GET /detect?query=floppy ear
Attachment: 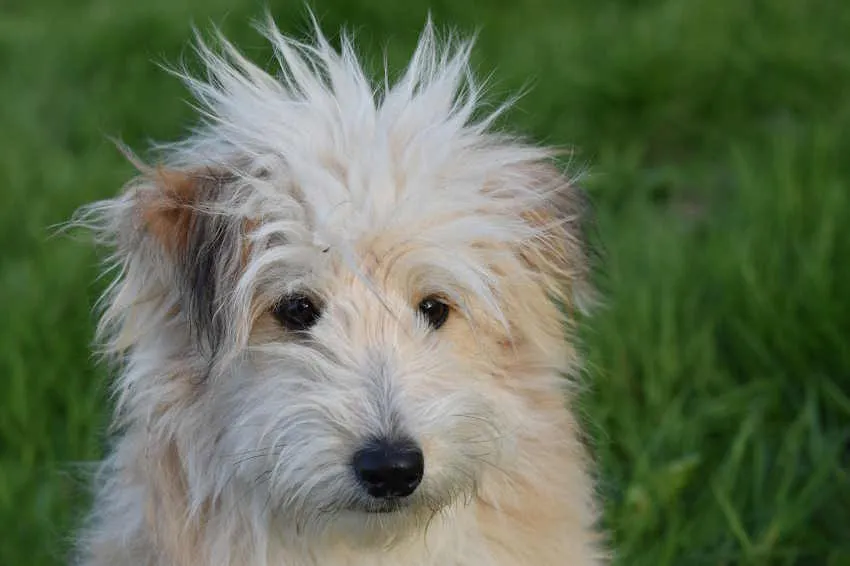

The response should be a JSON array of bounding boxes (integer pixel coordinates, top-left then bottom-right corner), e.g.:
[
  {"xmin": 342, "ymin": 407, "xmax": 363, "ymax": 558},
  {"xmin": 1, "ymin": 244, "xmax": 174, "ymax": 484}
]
[
  {"xmin": 134, "ymin": 167, "xmax": 246, "ymax": 353},
  {"xmin": 83, "ymin": 162, "xmax": 250, "ymax": 359},
  {"xmin": 518, "ymin": 161, "xmax": 596, "ymax": 316}
]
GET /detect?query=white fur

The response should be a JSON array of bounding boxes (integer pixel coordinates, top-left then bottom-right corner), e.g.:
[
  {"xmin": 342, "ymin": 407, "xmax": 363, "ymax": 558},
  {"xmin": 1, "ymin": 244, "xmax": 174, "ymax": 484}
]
[{"xmin": 72, "ymin": 12, "xmax": 604, "ymax": 566}]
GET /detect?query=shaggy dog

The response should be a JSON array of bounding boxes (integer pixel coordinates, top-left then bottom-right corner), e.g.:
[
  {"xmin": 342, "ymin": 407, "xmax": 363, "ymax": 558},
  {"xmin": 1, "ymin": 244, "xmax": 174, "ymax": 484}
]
[{"xmin": 72, "ymin": 13, "xmax": 605, "ymax": 566}]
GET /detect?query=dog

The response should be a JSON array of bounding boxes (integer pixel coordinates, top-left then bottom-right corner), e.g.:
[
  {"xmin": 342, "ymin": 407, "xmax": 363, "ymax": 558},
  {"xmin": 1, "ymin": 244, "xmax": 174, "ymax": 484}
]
[{"xmin": 71, "ymin": 13, "xmax": 605, "ymax": 566}]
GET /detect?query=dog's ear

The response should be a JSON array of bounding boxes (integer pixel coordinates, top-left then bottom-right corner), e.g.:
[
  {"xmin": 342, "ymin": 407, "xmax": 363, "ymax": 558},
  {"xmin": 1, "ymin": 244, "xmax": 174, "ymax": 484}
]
[
  {"xmin": 137, "ymin": 168, "xmax": 215, "ymax": 256},
  {"xmin": 129, "ymin": 166, "xmax": 247, "ymax": 355},
  {"xmin": 517, "ymin": 162, "xmax": 595, "ymax": 316}
]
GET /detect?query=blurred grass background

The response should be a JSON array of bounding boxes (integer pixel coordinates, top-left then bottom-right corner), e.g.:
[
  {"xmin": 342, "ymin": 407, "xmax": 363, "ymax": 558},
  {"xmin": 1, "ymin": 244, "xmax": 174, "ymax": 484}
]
[{"xmin": 1, "ymin": 0, "xmax": 849, "ymax": 564}]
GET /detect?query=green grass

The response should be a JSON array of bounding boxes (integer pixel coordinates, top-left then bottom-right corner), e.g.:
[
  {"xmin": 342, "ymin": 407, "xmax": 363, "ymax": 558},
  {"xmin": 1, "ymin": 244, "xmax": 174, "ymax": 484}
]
[{"xmin": 2, "ymin": 0, "xmax": 849, "ymax": 564}]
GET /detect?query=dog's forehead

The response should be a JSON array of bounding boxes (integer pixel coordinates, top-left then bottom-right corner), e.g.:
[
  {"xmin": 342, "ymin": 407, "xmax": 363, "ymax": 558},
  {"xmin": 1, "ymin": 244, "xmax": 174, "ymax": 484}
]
[
  {"xmin": 270, "ymin": 162, "xmax": 489, "ymax": 262},
  {"xmin": 358, "ymin": 249, "xmax": 381, "ymax": 277}
]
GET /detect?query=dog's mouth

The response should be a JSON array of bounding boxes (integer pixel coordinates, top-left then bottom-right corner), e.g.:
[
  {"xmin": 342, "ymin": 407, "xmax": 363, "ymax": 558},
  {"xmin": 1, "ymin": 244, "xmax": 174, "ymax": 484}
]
[{"xmin": 351, "ymin": 498, "xmax": 409, "ymax": 514}]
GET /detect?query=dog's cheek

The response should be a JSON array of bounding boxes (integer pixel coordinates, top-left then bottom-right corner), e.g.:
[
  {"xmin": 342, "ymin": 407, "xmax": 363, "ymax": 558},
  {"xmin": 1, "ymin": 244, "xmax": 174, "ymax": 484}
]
[
  {"xmin": 401, "ymin": 342, "xmax": 510, "ymax": 476},
  {"xmin": 210, "ymin": 360, "xmax": 356, "ymax": 486},
  {"xmin": 422, "ymin": 303, "xmax": 570, "ymax": 456}
]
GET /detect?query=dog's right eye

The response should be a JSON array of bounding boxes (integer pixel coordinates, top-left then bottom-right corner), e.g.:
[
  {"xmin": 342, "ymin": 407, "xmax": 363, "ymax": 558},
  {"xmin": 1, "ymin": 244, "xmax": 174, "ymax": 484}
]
[
  {"xmin": 418, "ymin": 296, "xmax": 450, "ymax": 330},
  {"xmin": 272, "ymin": 294, "xmax": 321, "ymax": 331}
]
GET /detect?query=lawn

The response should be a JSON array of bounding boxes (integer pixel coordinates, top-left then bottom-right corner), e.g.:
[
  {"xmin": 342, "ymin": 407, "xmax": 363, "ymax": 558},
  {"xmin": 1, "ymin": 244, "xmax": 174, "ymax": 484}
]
[{"xmin": 1, "ymin": 0, "xmax": 848, "ymax": 564}]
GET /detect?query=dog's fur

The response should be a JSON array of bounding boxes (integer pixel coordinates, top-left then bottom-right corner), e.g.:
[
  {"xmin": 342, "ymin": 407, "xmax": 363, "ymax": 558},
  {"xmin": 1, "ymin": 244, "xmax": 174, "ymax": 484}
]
[{"xmin": 72, "ymin": 14, "xmax": 605, "ymax": 566}]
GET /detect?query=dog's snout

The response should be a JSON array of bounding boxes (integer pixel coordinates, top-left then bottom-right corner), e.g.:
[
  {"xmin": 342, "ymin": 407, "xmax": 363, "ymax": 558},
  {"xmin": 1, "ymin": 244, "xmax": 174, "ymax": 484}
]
[{"xmin": 352, "ymin": 439, "xmax": 424, "ymax": 499}]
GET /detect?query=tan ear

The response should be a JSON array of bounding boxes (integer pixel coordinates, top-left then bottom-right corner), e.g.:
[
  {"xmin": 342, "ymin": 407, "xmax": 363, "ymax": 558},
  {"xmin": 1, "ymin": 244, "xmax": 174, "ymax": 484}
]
[
  {"xmin": 130, "ymin": 165, "xmax": 247, "ymax": 354},
  {"xmin": 135, "ymin": 167, "xmax": 235, "ymax": 256},
  {"xmin": 138, "ymin": 168, "xmax": 201, "ymax": 255},
  {"xmin": 518, "ymin": 162, "xmax": 595, "ymax": 315}
]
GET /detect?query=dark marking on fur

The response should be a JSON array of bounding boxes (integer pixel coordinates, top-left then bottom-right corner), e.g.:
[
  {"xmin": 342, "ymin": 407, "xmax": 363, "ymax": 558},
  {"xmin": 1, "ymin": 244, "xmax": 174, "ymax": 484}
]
[
  {"xmin": 137, "ymin": 166, "xmax": 245, "ymax": 359},
  {"xmin": 177, "ymin": 170, "xmax": 244, "ymax": 358}
]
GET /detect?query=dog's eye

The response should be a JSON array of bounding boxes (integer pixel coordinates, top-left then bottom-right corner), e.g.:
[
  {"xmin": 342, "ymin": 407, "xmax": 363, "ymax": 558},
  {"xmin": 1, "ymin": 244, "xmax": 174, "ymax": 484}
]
[
  {"xmin": 272, "ymin": 294, "xmax": 321, "ymax": 331},
  {"xmin": 418, "ymin": 296, "xmax": 450, "ymax": 330}
]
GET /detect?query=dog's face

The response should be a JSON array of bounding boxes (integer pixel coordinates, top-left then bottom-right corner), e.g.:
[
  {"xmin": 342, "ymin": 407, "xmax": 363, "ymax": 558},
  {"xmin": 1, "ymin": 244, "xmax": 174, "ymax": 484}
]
[
  {"xmin": 81, "ymin": 20, "xmax": 591, "ymax": 546},
  {"xmin": 218, "ymin": 225, "xmax": 532, "ymax": 539}
]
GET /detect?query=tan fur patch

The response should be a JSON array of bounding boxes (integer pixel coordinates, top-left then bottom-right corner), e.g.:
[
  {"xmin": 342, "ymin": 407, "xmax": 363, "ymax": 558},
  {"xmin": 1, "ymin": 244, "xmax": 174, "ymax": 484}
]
[
  {"xmin": 139, "ymin": 168, "xmax": 200, "ymax": 255},
  {"xmin": 144, "ymin": 441, "xmax": 207, "ymax": 566}
]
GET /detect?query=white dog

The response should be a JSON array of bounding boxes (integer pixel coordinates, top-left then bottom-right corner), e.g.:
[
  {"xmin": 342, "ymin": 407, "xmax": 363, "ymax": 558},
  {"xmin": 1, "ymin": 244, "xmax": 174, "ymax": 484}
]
[{"xmin": 72, "ymin": 13, "xmax": 605, "ymax": 566}]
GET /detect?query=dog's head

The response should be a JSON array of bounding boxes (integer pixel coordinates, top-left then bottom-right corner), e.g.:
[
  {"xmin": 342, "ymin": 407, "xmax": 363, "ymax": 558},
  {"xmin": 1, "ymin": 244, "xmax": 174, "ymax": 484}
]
[{"xmin": 78, "ymin": 16, "xmax": 592, "ymax": 546}]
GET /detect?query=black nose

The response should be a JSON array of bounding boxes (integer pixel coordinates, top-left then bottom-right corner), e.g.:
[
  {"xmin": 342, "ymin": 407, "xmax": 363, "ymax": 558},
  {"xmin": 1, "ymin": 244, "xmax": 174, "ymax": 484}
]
[{"xmin": 352, "ymin": 439, "xmax": 424, "ymax": 499}]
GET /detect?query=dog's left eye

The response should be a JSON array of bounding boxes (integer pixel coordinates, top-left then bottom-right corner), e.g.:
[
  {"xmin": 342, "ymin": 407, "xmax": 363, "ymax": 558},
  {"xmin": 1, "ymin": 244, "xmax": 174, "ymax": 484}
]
[
  {"xmin": 272, "ymin": 294, "xmax": 321, "ymax": 331},
  {"xmin": 418, "ymin": 296, "xmax": 450, "ymax": 330}
]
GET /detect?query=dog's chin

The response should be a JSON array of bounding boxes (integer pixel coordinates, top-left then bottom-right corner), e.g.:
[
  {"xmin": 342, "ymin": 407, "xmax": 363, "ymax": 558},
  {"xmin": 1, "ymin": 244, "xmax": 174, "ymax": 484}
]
[
  {"xmin": 274, "ymin": 499, "xmax": 435, "ymax": 548},
  {"xmin": 335, "ymin": 492, "xmax": 455, "ymax": 529},
  {"xmin": 349, "ymin": 498, "xmax": 412, "ymax": 515}
]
